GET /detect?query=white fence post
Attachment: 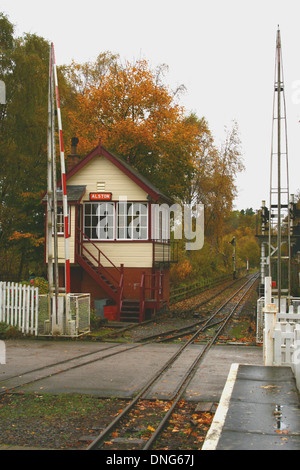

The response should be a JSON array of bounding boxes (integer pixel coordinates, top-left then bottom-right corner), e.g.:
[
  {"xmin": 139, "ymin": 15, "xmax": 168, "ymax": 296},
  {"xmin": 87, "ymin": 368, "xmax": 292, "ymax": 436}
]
[
  {"xmin": 3, "ymin": 282, "xmax": 6, "ymax": 323},
  {"xmin": 22, "ymin": 284, "xmax": 26, "ymax": 333},
  {"xmin": 264, "ymin": 276, "xmax": 272, "ymax": 305},
  {"xmin": 263, "ymin": 303, "xmax": 278, "ymax": 366},
  {"xmin": 293, "ymin": 325, "xmax": 300, "ymax": 390},
  {"xmin": 7, "ymin": 282, "xmax": 11, "ymax": 324},
  {"xmin": 263, "ymin": 277, "xmax": 278, "ymax": 366},
  {"xmin": 273, "ymin": 322, "xmax": 283, "ymax": 365},
  {"xmin": 30, "ymin": 286, "xmax": 34, "ymax": 335},
  {"xmin": 34, "ymin": 287, "xmax": 38, "ymax": 336},
  {"xmin": 18, "ymin": 283, "xmax": 22, "ymax": 328}
]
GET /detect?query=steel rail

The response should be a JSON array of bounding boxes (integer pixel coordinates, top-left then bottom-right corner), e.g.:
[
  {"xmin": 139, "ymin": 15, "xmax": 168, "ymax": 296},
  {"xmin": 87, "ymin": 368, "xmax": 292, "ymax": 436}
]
[
  {"xmin": 0, "ymin": 274, "xmax": 258, "ymax": 401},
  {"xmin": 0, "ymin": 276, "xmax": 250, "ymax": 393},
  {"xmin": 143, "ymin": 272, "xmax": 259, "ymax": 449},
  {"xmin": 155, "ymin": 274, "xmax": 259, "ymax": 344},
  {"xmin": 86, "ymin": 272, "xmax": 259, "ymax": 450},
  {"xmin": 176, "ymin": 275, "xmax": 245, "ymax": 314},
  {"xmin": 165, "ymin": 272, "xmax": 259, "ymax": 402},
  {"xmin": 108, "ymin": 276, "xmax": 246, "ymax": 342},
  {"xmin": 0, "ymin": 273, "xmax": 258, "ymax": 448},
  {"xmin": 156, "ymin": 317, "xmax": 225, "ymax": 343},
  {"xmin": 136, "ymin": 275, "xmax": 250, "ymax": 343},
  {"xmin": 0, "ymin": 342, "xmax": 145, "ymax": 397},
  {"xmin": 0, "ymin": 343, "xmax": 119, "ymax": 386},
  {"xmin": 182, "ymin": 272, "xmax": 259, "ymax": 336}
]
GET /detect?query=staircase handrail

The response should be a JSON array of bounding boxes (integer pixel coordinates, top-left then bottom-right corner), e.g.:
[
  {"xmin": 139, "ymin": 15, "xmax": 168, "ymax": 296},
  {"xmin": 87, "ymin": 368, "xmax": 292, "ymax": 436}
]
[
  {"xmin": 117, "ymin": 266, "xmax": 124, "ymax": 321},
  {"xmin": 143, "ymin": 272, "xmax": 163, "ymax": 304},
  {"xmin": 76, "ymin": 227, "xmax": 121, "ymax": 288},
  {"xmin": 139, "ymin": 272, "xmax": 145, "ymax": 322},
  {"xmin": 139, "ymin": 271, "xmax": 164, "ymax": 321}
]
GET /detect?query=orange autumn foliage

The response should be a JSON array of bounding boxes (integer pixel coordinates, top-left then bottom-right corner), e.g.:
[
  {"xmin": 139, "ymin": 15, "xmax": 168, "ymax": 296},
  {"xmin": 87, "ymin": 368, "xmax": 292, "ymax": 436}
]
[
  {"xmin": 9, "ymin": 231, "xmax": 44, "ymax": 247},
  {"xmin": 65, "ymin": 58, "xmax": 211, "ymax": 200},
  {"xmin": 170, "ymin": 258, "xmax": 193, "ymax": 283},
  {"xmin": 62, "ymin": 55, "xmax": 244, "ymax": 266}
]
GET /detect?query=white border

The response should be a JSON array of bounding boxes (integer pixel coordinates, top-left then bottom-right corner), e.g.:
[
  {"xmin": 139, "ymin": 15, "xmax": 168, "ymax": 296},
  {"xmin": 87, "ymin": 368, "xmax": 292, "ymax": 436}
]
[{"xmin": 202, "ymin": 363, "xmax": 239, "ymax": 450}]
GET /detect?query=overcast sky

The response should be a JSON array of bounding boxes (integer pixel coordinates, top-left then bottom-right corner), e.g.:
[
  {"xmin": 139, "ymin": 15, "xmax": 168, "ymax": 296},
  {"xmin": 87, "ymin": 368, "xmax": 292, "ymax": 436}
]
[{"xmin": 2, "ymin": 0, "xmax": 300, "ymax": 211}]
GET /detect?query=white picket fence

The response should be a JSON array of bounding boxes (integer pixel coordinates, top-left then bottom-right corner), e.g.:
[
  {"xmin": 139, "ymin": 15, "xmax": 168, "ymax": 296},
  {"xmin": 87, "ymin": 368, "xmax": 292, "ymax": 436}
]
[
  {"xmin": 273, "ymin": 312, "xmax": 300, "ymax": 390},
  {"xmin": 0, "ymin": 281, "xmax": 39, "ymax": 335},
  {"xmin": 257, "ymin": 277, "xmax": 300, "ymax": 391},
  {"xmin": 257, "ymin": 297, "xmax": 300, "ymax": 343}
]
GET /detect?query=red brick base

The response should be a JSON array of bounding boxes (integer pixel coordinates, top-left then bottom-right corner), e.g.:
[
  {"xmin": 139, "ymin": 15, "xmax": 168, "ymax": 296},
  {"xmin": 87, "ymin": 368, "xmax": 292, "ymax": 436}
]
[{"xmin": 59, "ymin": 265, "xmax": 170, "ymax": 309}]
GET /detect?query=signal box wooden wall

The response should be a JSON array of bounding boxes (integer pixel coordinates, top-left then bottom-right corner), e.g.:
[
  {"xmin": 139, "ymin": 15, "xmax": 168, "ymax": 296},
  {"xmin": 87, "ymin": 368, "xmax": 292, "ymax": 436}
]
[{"xmin": 43, "ymin": 141, "xmax": 177, "ymax": 322}]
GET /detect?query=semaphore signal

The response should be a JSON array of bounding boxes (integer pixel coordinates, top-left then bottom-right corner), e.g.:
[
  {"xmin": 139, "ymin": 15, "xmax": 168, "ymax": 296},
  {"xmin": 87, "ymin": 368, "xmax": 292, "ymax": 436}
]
[{"xmin": 48, "ymin": 43, "xmax": 70, "ymax": 296}]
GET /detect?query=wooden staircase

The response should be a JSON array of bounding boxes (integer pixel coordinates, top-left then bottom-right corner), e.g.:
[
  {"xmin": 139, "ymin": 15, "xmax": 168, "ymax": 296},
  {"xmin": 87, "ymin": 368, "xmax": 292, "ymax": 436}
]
[
  {"xmin": 76, "ymin": 228, "xmax": 164, "ymax": 323},
  {"xmin": 77, "ymin": 253, "xmax": 119, "ymax": 302},
  {"xmin": 119, "ymin": 299, "xmax": 140, "ymax": 322},
  {"xmin": 78, "ymin": 252, "xmax": 145, "ymax": 322},
  {"xmin": 76, "ymin": 228, "xmax": 124, "ymax": 318}
]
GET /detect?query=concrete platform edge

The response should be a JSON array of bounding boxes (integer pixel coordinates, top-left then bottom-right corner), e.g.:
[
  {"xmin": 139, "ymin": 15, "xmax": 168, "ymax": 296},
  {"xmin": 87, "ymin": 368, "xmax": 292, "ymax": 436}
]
[{"xmin": 202, "ymin": 363, "xmax": 239, "ymax": 450}]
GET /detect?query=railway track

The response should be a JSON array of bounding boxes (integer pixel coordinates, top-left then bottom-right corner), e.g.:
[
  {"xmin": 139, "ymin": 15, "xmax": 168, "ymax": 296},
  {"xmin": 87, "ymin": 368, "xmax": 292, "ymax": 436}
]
[
  {"xmin": 138, "ymin": 273, "xmax": 257, "ymax": 344},
  {"xmin": 86, "ymin": 271, "xmax": 259, "ymax": 451},
  {"xmin": 0, "ymin": 342, "xmax": 145, "ymax": 396},
  {"xmin": 109, "ymin": 275, "xmax": 246, "ymax": 341},
  {"xmin": 0, "ymin": 274, "xmax": 252, "ymax": 396}
]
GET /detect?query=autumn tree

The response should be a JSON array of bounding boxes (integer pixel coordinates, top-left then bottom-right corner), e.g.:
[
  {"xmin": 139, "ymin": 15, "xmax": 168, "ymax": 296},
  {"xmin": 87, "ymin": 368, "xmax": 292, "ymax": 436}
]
[
  {"xmin": 64, "ymin": 57, "xmax": 212, "ymax": 200},
  {"xmin": 65, "ymin": 55, "xmax": 245, "ymax": 282},
  {"xmin": 0, "ymin": 11, "xmax": 247, "ymax": 283},
  {"xmin": 191, "ymin": 121, "xmax": 244, "ymax": 253},
  {"xmin": 64, "ymin": 56, "xmax": 244, "ymax": 213},
  {"xmin": 0, "ymin": 26, "xmax": 48, "ymax": 277},
  {"xmin": 220, "ymin": 209, "xmax": 260, "ymax": 272},
  {"xmin": 0, "ymin": 14, "xmax": 61, "ymax": 278}
]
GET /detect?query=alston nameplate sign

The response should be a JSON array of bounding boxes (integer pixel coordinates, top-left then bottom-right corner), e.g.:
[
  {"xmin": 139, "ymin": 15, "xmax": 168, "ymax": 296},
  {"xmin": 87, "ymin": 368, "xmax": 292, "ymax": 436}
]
[{"xmin": 89, "ymin": 192, "xmax": 112, "ymax": 201}]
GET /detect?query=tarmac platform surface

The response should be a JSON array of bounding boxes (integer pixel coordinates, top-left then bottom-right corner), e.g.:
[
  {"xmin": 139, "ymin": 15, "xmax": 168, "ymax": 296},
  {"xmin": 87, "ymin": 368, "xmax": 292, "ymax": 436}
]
[
  {"xmin": 203, "ymin": 363, "xmax": 300, "ymax": 450},
  {"xmin": 2, "ymin": 339, "xmax": 300, "ymax": 450},
  {"xmin": 1, "ymin": 339, "xmax": 263, "ymax": 402}
]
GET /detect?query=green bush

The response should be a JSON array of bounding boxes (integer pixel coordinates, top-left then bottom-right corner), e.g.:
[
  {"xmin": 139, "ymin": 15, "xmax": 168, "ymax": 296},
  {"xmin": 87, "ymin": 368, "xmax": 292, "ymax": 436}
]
[
  {"xmin": 22, "ymin": 276, "xmax": 49, "ymax": 294},
  {"xmin": 0, "ymin": 322, "xmax": 23, "ymax": 339}
]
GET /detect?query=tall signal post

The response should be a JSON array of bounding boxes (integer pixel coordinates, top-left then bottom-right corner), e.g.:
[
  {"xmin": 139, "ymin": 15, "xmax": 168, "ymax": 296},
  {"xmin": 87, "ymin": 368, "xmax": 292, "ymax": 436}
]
[
  {"xmin": 47, "ymin": 44, "xmax": 70, "ymax": 333},
  {"xmin": 268, "ymin": 27, "xmax": 291, "ymax": 308}
]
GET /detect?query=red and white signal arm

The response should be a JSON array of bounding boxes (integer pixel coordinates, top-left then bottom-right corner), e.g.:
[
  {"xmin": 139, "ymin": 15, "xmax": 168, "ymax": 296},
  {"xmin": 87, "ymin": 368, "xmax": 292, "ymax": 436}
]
[{"xmin": 89, "ymin": 192, "xmax": 112, "ymax": 201}]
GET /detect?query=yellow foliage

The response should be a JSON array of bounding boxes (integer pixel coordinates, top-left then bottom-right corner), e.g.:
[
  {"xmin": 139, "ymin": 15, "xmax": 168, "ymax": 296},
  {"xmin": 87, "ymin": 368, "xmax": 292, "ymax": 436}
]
[
  {"xmin": 9, "ymin": 232, "xmax": 33, "ymax": 241},
  {"xmin": 170, "ymin": 258, "xmax": 192, "ymax": 283},
  {"xmin": 21, "ymin": 191, "xmax": 44, "ymax": 200},
  {"xmin": 9, "ymin": 232, "xmax": 44, "ymax": 247}
]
